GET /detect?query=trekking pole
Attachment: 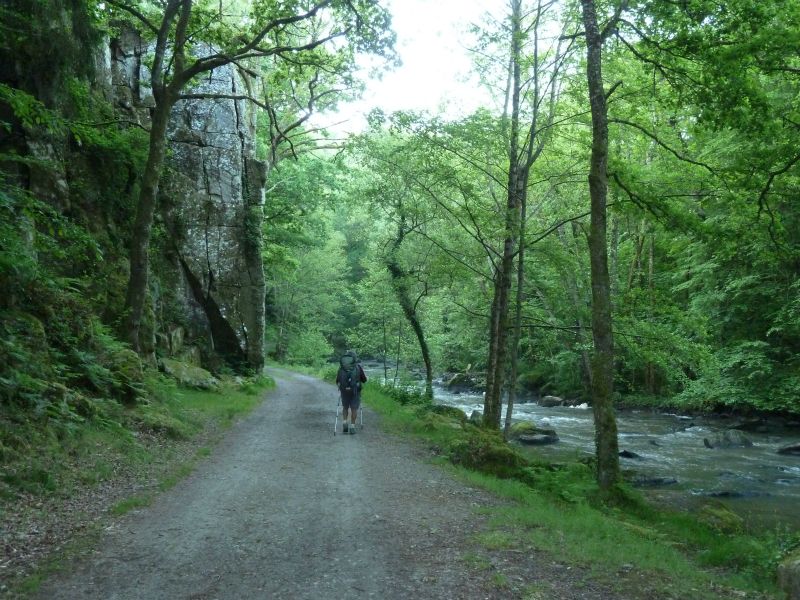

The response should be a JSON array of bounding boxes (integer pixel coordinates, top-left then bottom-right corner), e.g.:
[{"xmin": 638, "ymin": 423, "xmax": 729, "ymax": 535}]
[{"xmin": 334, "ymin": 397, "xmax": 340, "ymax": 436}]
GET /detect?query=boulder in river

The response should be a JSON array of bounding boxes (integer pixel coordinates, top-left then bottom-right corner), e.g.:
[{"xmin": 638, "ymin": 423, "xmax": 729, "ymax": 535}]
[
  {"xmin": 778, "ymin": 442, "xmax": 800, "ymax": 456},
  {"xmin": 446, "ymin": 372, "xmax": 483, "ymax": 393},
  {"xmin": 508, "ymin": 421, "xmax": 539, "ymax": 439},
  {"xmin": 702, "ymin": 429, "xmax": 753, "ymax": 449},
  {"xmin": 538, "ymin": 395, "xmax": 564, "ymax": 408},
  {"xmin": 518, "ymin": 433, "xmax": 559, "ymax": 445},
  {"xmin": 508, "ymin": 422, "xmax": 559, "ymax": 444},
  {"xmin": 630, "ymin": 475, "xmax": 678, "ymax": 488},
  {"xmin": 619, "ymin": 450, "xmax": 643, "ymax": 460}
]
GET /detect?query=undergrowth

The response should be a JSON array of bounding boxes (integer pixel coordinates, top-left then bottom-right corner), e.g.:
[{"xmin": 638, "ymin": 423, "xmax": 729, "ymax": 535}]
[
  {"xmin": 362, "ymin": 384, "xmax": 788, "ymax": 599},
  {"xmin": 0, "ymin": 373, "xmax": 274, "ymax": 502}
]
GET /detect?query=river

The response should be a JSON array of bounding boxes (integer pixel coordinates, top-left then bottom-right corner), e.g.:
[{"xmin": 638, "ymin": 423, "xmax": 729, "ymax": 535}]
[
  {"xmin": 364, "ymin": 364, "xmax": 800, "ymax": 530},
  {"xmin": 438, "ymin": 388, "xmax": 800, "ymax": 530}
]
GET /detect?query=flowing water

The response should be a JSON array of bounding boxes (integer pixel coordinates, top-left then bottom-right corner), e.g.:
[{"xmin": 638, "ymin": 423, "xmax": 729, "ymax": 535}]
[
  {"xmin": 363, "ymin": 364, "xmax": 800, "ymax": 529},
  {"xmin": 436, "ymin": 388, "xmax": 800, "ymax": 529}
]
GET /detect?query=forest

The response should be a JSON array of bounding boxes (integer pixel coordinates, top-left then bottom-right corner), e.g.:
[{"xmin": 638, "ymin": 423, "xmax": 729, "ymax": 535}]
[
  {"xmin": 1, "ymin": 0, "xmax": 799, "ymax": 593},
  {"xmin": 2, "ymin": 0, "xmax": 799, "ymax": 479}
]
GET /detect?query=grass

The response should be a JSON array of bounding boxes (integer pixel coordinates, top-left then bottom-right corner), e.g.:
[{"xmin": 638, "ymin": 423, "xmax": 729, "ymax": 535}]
[
  {"xmin": 110, "ymin": 495, "xmax": 151, "ymax": 516},
  {"xmin": 1, "ymin": 373, "xmax": 274, "ymax": 502},
  {"xmin": 361, "ymin": 384, "xmax": 788, "ymax": 599},
  {"xmin": 3, "ymin": 372, "xmax": 274, "ymax": 596}
]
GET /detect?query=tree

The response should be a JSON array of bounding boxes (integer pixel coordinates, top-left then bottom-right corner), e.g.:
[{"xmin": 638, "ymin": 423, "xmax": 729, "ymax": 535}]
[
  {"xmin": 105, "ymin": 0, "xmax": 393, "ymax": 359},
  {"xmin": 579, "ymin": 0, "xmax": 624, "ymax": 490},
  {"xmin": 477, "ymin": 0, "xmax": 567, "ymax": 428}
]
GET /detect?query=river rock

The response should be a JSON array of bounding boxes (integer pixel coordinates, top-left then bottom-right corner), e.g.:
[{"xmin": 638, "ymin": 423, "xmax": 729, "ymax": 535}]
[
  {"xmin": 508, "ymin": 422, "xmax": 558, "ymax": 443},
  {"xmin": 619, "ymin": 450, "xmax": 642, "ymax": 459},
  {"xmin": 447, "ymin": 372, "xmax": 482, "ymax": 393},
  {"xmin": 630, "ymin": 475, "xmax": 678, "ymax": 487},
  {"xmin": 778, "ymin": 443, "xmax": 800, "ymax": 456},
  {"xmin": 518, "ymin": 430, "xmax": 559, "ymax": 445},
  {"xmin": 779, "ymin": 548, "xmax": 800, "ymax": 600},
  {"xmin": 702, "ymin": 430, "xmax": 753, "ymax": 449},
  {"xmin": 508, "ymin": 421, "xmax": 539, "ymax": 439},
  {"xmin": 539, "ymin": 395, "xmax": 564, "ymax": 408},
  {"xmin": 469, "ymin": 410, "xmax": 483, "ymax": 425}
]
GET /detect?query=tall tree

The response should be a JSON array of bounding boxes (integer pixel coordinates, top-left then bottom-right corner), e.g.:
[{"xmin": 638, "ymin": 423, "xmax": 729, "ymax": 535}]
[
  {"xmin": 482, "ymin": 0, "xmax": 566, "ymax": 428},
  {"xmin": 386, "ymin": 207, "xmax": 434, "ymax": 400},
  {"xmin": 580, "ymin": 0, "xmax": 623, "ymax": 490}
]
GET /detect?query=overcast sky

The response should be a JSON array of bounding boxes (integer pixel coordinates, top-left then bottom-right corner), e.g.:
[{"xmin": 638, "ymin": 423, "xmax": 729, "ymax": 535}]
[{"xmin": 316, "ymin": 0, "xmax": 504, "ymax": 134}]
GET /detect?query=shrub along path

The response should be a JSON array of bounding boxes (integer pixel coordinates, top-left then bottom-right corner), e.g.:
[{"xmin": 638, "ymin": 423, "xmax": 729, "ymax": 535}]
[{"xmin": 33, "ymin": 369, "xmax": 624, "ymax": 599}]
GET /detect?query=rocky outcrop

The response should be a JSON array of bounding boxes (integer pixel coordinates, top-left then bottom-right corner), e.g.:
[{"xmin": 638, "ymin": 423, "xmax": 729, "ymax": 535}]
[
  {"xmin": 159, "ymin": 358, "xmax": 219, "ymax": 390},
  {"xmin": 111, "ymin": 32, "xmax": 267, "ymax": 371}
]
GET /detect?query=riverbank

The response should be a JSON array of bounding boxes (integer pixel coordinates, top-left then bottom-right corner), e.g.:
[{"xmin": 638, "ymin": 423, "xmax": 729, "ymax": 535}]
[{"xmin": 362, "ymin": 382, "xmax": 794, "ymax": 598}]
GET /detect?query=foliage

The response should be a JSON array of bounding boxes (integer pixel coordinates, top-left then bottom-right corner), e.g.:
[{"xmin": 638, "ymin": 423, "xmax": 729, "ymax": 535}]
[
  {"xmin": 366, "ymin": 385, "xmax": 786, "ymax": 597},
  {"xmin": 0, "ymin": 373, "xmax": 272, "ymax": 500}
]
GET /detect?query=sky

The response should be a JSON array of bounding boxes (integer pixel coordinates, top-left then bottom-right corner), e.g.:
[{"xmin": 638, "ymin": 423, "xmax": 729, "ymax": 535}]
[{"xmin": 315, "ymin": 0, "xmax": 505, "ymax": 134}]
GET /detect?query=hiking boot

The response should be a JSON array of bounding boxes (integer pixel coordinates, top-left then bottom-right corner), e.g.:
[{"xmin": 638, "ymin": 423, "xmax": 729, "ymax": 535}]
[
  {"xmin": 342, "ymin": 422, "xmax": 349, "ymax": 433},
  {"xmin": 349, "ymin": 424, "xmax": 357, "ymax": 434}
]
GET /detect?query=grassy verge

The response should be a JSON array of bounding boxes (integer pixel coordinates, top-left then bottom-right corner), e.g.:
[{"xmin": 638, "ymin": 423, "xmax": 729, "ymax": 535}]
[
  {"xmin": 362, "ymin": 383, "xmax": 791, "ymax": 599},
  {"xmin": 1, "ymin": 373, "xmax": 274, "ymax": 596}
]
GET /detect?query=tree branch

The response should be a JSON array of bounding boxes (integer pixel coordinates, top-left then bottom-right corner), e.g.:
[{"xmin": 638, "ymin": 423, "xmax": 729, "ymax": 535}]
[{"xmin": 609, "ymin": 118, "xmax": 716, "ymax": 174}]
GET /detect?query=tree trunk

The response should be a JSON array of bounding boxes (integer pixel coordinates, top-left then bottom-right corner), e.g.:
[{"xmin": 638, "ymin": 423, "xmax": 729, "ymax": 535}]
[
  {"xmin": 123, "ymin": 99, "xmax": 173, "ymax": 353},
  {"xmin": 504, "ymin": 189, "xmax": 527, "ymax": 440},
  {"xmin": 382, "ymin": 318, "xmax": 389, "ymax": 384},
  {"xmin": 581, "ymin": 0, "xmax": 620, "ymax": 491},
  {"xmin": 646, "ymin": 231, "xmax": 656, "ymax": 394},
  {"xmin": 387, "ymin": 219, "xmax": 434, "ymax": 400},
  {"xmin": 484, "ymin": 0, "xmax": 523, "ymax": 429}
]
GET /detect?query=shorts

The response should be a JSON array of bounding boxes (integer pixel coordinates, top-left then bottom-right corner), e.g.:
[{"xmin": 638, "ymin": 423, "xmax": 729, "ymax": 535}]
[{"xmin": 340, "ymin": 390, "xmax": 361, "ymax": 411}]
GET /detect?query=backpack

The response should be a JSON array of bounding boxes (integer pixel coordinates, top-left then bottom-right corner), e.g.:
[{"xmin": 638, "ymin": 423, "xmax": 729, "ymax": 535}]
[{"xmin": 339, "ymin": 352, "xmax": 360, "ymax": 394}]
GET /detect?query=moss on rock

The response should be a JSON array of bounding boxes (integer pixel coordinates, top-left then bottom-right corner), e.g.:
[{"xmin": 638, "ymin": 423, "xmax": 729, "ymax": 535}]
[
  {"xmin": 697, "ymin": 502, "xmax": 744, "ymax": 533},
  {"xmin": 159, "ymin": 358, "xmax": 219, "ymax": 390}
]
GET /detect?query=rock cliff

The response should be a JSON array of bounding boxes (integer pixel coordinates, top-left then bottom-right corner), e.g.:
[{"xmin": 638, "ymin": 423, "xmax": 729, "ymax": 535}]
[{"xmin": 108, "ymin": 30, "xmax": 267, "ymax": 370}]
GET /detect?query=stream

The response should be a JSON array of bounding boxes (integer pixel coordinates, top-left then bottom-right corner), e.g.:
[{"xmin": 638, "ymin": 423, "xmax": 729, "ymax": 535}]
[
  {"xmin": 438, "ymin": 388, "xmax": 800, "ymax": 530},
  {"xmin": 364, "ymin": 364, "xmax": 800, "ymax": 530}
]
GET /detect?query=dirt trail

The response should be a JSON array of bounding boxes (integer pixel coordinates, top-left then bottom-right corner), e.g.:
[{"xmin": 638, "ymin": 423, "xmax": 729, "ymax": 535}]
[{"xmin": 34, "ymin": 370, "xmax": 616, "ymax": 599}]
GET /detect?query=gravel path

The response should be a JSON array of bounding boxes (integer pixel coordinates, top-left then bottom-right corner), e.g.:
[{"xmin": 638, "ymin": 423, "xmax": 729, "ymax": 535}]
[{"xmin": 33, "ymin": 370, "xmax": 620, "ymax": 600}]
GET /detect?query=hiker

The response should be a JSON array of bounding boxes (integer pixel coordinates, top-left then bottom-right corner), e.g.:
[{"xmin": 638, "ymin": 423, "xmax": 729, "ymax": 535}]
[{"xmin": 336, "ymin": 350, "xmax": 367, "ymax": 433}]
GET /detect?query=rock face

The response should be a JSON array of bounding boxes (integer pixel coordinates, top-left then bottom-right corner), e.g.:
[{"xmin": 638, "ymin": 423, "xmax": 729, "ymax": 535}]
[
  {"xmin": 160, "ymin": 358, "xmax": 220, "ymax": 390},
  {"xmin": 111, "ymin": 32, "xmax": 267, "ymax": 371}
]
